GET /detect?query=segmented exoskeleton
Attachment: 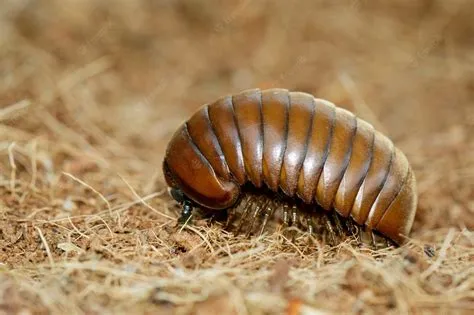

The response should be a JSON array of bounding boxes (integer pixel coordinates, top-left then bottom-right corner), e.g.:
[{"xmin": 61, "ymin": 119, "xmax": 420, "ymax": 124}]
[{"xmin": 163, "ymin": 88, "xmax": 417, "ymax": 246}]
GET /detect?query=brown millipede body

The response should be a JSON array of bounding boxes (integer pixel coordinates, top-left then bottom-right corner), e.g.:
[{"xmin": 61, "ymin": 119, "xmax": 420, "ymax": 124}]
[{"xmin": 163, "ymin": 88, "xmax": 417, "ymax": 247}]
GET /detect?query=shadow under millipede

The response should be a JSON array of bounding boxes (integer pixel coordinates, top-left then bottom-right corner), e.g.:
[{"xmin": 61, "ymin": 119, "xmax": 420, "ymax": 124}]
[{"xmin": 201, "ymin": 185, "xmax": 396, "ymax": 249}]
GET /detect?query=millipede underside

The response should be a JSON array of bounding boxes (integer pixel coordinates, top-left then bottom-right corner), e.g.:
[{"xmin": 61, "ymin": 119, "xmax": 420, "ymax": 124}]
[{"xmin": 208, "ymin": 185, "xmax": 396, "ymax": 249}]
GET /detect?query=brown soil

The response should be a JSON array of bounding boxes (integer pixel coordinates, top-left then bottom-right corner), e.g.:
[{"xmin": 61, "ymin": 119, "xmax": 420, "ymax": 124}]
[{"xmin": 1, "ymin": 1, "xmax": 473, "ymax": 314}]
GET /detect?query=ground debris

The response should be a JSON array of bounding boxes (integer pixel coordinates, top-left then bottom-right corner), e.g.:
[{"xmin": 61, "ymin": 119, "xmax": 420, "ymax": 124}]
[{"xmin": 1, "ymin": 0, "xmax": 473, "ymax": 314}]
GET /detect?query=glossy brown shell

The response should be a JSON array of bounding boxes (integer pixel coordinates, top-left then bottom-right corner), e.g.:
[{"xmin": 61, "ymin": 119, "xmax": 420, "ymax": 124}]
[{"xmin": 163, "ymin": 88, "xmax": 417, "ymax": 244}]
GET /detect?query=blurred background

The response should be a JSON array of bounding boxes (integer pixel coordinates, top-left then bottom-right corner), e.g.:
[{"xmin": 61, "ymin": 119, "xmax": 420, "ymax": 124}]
[
  {"xmin": 2, "ymin": 0, "xmax": 473, "ymax": 226},
  {"xmin": 1, "ymin": 1, "xmax": 473, "ymax": 313}
]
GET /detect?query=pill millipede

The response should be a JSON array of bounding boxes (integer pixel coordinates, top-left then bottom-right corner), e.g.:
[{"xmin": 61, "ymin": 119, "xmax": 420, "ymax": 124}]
[{"xmin": 163, "ymin": 88, "xmax": 417, "ymax": 247}]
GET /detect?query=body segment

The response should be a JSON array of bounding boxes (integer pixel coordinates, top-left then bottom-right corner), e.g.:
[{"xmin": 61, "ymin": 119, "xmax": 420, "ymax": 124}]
[{"xmin": 261, "ymin": 89, "xmax": 289, "ymax": 191}]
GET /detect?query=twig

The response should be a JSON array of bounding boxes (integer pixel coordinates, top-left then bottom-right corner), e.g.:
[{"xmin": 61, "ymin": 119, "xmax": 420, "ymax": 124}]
[
  {"xmin": 183, "ymin": 224, "xmax": 215, "ymax": 254},
  {"xmin": 8, "ymin": 142, "xmax": 17, "ymax": 198},
  {"xmin": 35, "ymin": 226, "xmax": 55, "ymax": 267},
  {"xmin": 421, "ymin": 228, "xmax": 455, "ymax": 279},
  {"xmin": 119, "ymin": 173, "xmax": 175, "ymax": 220},
  {"xmin": 29, "ymin": 140, "xmax": 38, "ymax": 189},
  {"xmin": 0, "ymin": 99, "xmax": 31, "ymax": 122},
  {"xmin": 68, "ymin": 216, "xmax": 90, "ymax": 239},
  {"xmin": 63, "ymin": 172, "xmax": 113, "ymax": 218}
]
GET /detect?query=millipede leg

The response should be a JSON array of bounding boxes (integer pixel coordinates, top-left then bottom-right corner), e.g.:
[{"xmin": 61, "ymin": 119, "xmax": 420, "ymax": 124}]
[
  {"xmin": 282, "ymin": 204, "xmax": 290, "ymax": 229},
  {"xmin": 259, "ymin": 200, "xmax": 276, "ymax": 236},
  {"xmin": 219, "ymin": 189, "xmax": 394, "ymax": 248},
  {"xmin": 226, "ymin": 195, "xmax": 249, "ymax": 229},
  {"xmin": 280, "ymin": 203, "xmax": 293, "ymax": 241},
  {"xmin": 359, "ymin": 228, "xmax": 373, "ymax": 246},
  {"xmin": 235, "ymin": 197, "xmax": 254, "ymax": 234},
  {"xmin": 370, "ymin": 230, "xmax": 378, "ymax": 249},
  {"xmin": 291, "ymin": 205, "xmax": 298, "ymax": 226},
  {"xmin": 225, "ymin": 207, "xmax": 235, "ymax": 229},
  {"xmin": 287, "ymin": 205, "xmax": 299, "ymax": 241},
  {"xmin": 246, "ymin": 198, "xmax": 267, "ymax": 237},
  {"xmin": 344, "ymin": 217, "xmax": 358, "ymax": 238},
  {"xmin": 323, "ymin": 214, "xmax": 337, "ymax": 246},
  {"xmin": 331, "ymin": 213, "xmax": 345, "ymax": 240}
]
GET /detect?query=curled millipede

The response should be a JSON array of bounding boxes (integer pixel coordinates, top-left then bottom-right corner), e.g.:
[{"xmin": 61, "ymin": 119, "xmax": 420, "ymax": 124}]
[{"xmin": 163, "ymin": 88, "xmax": 417, "ymax": 247}]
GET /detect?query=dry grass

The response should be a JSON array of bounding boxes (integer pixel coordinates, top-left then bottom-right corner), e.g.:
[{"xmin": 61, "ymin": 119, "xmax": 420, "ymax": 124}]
[{"xmin": 1, "ymin": 0, "xmax": 473, "ymax": 314}]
